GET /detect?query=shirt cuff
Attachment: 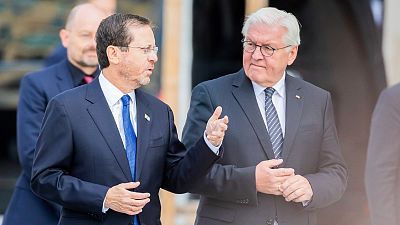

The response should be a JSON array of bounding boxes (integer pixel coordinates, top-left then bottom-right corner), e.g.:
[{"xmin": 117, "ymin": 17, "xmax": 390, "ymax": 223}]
[
  {"xmin": 102, "ymin": 197, "xmax": 109, "ymax": 213},
  {"xmin": 203, "ymin": 131, "xmax": 221, "ymax": 155},
  {"xmin": 302, "ymin": 199, "xmax": 311, "ymax": 207}
]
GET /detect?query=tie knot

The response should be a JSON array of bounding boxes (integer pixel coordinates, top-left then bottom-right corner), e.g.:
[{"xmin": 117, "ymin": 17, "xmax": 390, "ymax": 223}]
[
  {"xmin": 83, "ymin": 75, "xmax": 94, "ymax": 84},
  {"xmin": 264, "ymin": 87, "xmax": 275, "ymax": 98},
  {"xmin": 121, "ymin": 94, "xmax": 131, "ymax": 107}
]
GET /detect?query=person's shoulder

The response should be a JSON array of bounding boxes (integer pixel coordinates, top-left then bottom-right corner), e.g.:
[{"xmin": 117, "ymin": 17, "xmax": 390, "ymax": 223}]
[
  {"xmin": 377, "ymin": 83, "xmax": 400, "ymax": 105},
  {"xmin": 382, "ymin": 83, "xmax": 400, "ymax": 96},
  {"xmin": 287, "ymin": 75, "xmax": 329, "ymax": 95},
  {"xmin": 23, "ymin": 60, "xmax": 67, "ymax": 82},
  {"xmin": 136, "ymin": 89, "xmax": 168, "ymax": 108},
  {"xmin": 195, "ymin": 70, "xmax": 242, "ymax": 90}
]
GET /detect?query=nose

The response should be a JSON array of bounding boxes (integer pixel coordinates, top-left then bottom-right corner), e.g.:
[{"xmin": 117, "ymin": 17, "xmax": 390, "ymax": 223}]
[
  {"xmin": 251, "ymin": 46, "xmax": 264, "ymax": 60},
  {"xmin": 148, "ymin": 52, "xmax": 158, "ymax": 62}
]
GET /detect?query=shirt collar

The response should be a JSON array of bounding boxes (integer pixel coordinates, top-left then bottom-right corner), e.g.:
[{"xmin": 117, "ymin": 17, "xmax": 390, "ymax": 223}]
[
  {"xmin": 99, "ymin": 72, "xmax": 136, "ymax": 107},
  {"xmin": 251, "ymin": 72, "xmax": 286, "ymax": 98},
  {"xmin": 66, "ymin": 60, "xmax": 100, "ymax": 87}
]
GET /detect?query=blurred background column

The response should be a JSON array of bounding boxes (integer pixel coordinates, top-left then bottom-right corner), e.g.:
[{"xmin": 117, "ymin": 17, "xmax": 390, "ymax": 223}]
[{"xmin": 383, "ymin": 0, "xmax": 400, "ymax": 85}]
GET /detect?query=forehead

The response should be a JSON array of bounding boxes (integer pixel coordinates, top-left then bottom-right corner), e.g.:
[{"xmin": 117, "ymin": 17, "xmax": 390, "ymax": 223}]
[
  {"xmin": 128, "ymin": 25, "xmax": 155, "ymax": 45},
  {"xmin": 246, "ymin": 23, "xmax": 287, "ymax": 45}
]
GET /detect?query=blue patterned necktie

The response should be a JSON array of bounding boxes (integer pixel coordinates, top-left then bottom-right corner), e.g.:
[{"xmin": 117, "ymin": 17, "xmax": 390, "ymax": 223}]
[
  {"xmin": 121, "ymin": 94, "xmax": 139, "ymax": 225},
  {"xmin": 264, "ymin": 88, "xmax": 284, "ymax": 159}
]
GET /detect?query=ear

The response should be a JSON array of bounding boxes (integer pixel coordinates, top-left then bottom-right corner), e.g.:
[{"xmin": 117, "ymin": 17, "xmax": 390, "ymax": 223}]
[
  {"xmin": 287, "ymin": 45, "xmax": 298, "ymax": 66},
  {"xmin": 59, "ymin": 29, "xmax": 69, "ymax": 48},
  {"xmin": 106, "ymin": 46, "xmax": 120, "ymax": 65}
]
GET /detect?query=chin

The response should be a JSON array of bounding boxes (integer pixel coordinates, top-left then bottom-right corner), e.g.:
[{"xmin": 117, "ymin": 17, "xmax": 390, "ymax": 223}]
[{"xmin": 139, "ymin": 78, "xmax": 151, "ymax": 86}]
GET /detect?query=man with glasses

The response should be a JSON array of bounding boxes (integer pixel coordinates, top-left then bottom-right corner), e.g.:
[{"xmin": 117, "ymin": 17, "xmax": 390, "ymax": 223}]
[
  {"xmin": 2, "ymin": 3, "xmax": 109, "ymax": 225},
  {"xmin": 182, "ymin": 7, "xmax": 347, "ymax": 225},
  {"xmin": 30, "ymin": 13, "xmax": 229, "ymax": 225}
]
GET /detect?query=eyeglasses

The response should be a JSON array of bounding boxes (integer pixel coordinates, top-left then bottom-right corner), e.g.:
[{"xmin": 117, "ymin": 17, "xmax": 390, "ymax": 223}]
[
  {"xmin": 123, "ymin": 46, "xmax": 159, "ymax": 55},
  {"xmin": 241, "ymin": 39, "xmax": 291, "ymax": 57}
]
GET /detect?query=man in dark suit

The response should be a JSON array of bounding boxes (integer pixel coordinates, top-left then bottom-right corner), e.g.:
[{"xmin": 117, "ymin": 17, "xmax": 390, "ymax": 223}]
[
  {"xmin": 365, "ymin": 84, "xmax": 400, "ymax": 225},
  {"xmin": 182, "ymin": 7, "xmax": 347, "ymax": 225},
  {"xmin": 31, "ymin": 13, "xmax": 229, "ymax": 225},
  {"xmin": 2, "ymin": 3, "xmax": 108, "ymax": 225}
]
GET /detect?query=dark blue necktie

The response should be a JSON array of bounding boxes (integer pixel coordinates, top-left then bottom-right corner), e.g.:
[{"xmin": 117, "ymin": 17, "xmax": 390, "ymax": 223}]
[
  {"xmin": 264, "ymin": 88, "xmax": 284, "ymax": 159},
  {"xmin": 121, "ymin": 95, "xmax": 139, "ymax": 225}
]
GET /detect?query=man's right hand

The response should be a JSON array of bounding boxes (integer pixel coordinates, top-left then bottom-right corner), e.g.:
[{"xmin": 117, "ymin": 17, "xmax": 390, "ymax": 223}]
[
  {"xmin": 104, "ymin": 182, "xmax": 150, "ymax": 215},
  {"xmin": 255, "ymin": 159, "xmax": 295, "ymax": 195}
]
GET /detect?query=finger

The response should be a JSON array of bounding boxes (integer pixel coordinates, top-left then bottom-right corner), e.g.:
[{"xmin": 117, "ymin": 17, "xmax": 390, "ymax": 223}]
[
  {"xmin": 285, "ymin": 187, "xmax": 304, "ymax": 202},
  {"xmin": 131, "ymin": 191, "xmax": 151, "ymax": 200},
  {"xmin": 222, "ymin": 115, "xmax": 229, "ymax": 125},
  {"xmin": 126, "ymin": 207, "xmax": 143, "ymax": 216},
  {"xmin": 209, "ymin": 106, "xmax": 222, "ymax": 121},
  {"xmin": 273, "ymin": 168, "xmax": 295, "ymax": 177},
  {"xmin": 132, "ymin": 197, "xmax": 151, "ymax": 207},
  {"xmin": 215, "ymin": 122, "xmax": 228, "ymax": 131},
  {"xmin": 120, "ymin": 182, "xmax": 140, "ymax": 190},
  {"xmin": 263, "ymin": 159, "xmax": 284, "ymax": 168}
]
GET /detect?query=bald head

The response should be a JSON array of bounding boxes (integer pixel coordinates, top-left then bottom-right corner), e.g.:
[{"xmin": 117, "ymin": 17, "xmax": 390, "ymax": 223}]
[
  {"xmin": 65, "ymin": 3, "xmax": 108, "ymax": 30},
  {"xmin": 60, "ymin": 3, "xmax": 109, "ymax": 74}
]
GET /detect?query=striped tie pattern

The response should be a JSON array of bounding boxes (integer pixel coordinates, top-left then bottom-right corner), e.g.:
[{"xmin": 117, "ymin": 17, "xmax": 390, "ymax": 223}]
[{"xmin": 264, "ymin": 88, "xmax": 283, "ymax": 159}]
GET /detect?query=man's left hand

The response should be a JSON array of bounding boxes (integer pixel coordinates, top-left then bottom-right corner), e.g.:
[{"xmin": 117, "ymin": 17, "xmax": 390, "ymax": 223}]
[
  {"xmin": 205, "ymin": 106, "xmax": 229, "ymax": 147},
  {"xmin": 279, "ymin": 174, "xmax": 313, "ymax": 203}
]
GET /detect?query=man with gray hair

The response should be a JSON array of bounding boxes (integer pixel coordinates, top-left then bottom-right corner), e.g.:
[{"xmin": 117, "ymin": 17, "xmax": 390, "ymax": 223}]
[{"xmin": 183, "ymin": 7, "xmax": 347, "ymax": 225}]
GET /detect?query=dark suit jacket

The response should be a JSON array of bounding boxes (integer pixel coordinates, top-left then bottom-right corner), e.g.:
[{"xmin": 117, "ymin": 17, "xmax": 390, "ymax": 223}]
[
  {"xmin": 31, "ymin": 78, "xmax": 220, "ymax": 225},
  {"xmin": 3, "ymin": 60, "xmax": 76, "ymax": 225},
  {"xmin": 182, "ymin": 70, "xmax": 347, "ymax": 225},
  {"xmin": 366, "ymin": 83, "xmax": 400, "ymax": 225}
]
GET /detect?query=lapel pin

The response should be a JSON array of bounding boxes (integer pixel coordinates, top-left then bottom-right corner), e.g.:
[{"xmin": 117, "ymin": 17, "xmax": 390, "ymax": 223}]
[
  {"xmin": 295, "ymin": 95, "xmax": 301, "ymax": 99},
  {"xmin": 144, "ymin": 114, "xmax": 151, "ymax": 121}
]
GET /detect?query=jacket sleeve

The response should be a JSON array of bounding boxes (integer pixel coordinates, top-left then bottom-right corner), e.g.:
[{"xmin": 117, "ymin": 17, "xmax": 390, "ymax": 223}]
[
  {"xmin": 17, "ymin": 74, "xmax": 50, "ymax": 178},
  {"xmin": 303, "ymin": 93, "xmax": 348, "ymax": 210},
  {"xmin": 31, "ymin": 97, "xmax": 108, "ymax": 215},
  {"xmin": 182, "ymin": 83, "xmax": 258, "ymax": 205}
]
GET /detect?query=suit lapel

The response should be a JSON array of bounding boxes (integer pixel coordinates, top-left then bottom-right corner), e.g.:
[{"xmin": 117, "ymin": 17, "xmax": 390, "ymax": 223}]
[
  {"xmin": 85, "ymin": 79, "xmax": 132, "ymax": 181},
  {"xmin": 282, "ymin": 75, "xmax": 304, "ymax": 166},
  {"xmin": 134, "ymin": 89, "xmax": 152, "ymax": 180},
  {"xmin": 231, "ymin": 70, "xmax": 275, "ymax": 160},
  {"xmin": 56, "ymin": 60, "xmax": 75, "ymax": 92}
]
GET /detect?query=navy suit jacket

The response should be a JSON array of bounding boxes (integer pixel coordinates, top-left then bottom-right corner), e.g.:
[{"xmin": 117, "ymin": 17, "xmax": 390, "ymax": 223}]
[
  {"xmin": 182, "ymin": 70, "xmax": 347, "ymax": 225},
  {"xmin": 31, "ymin": 78, "xmax": 220, "ymax": 225},
  {"xmin": 3, "ymin": 60, "xmax": 75, "ymax": 225}
]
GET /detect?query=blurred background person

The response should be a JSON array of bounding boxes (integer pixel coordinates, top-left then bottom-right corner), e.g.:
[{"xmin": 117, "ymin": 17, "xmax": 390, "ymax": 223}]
[
  {"xmin": 1, "ymin": 3, "xmax": 108, "ymax": 225},
  {"xmin": 43, "ymin": 0, "xmax": 116, "ymax": 67},
  {"xmin": 365, "ymin": 83, "xmax": 400, "ymax": 225}
]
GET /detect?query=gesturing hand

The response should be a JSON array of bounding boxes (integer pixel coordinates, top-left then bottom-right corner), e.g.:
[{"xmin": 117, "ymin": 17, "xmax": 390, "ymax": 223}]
[
  {"xmin": 205, "ymin": 106, "xmax": 229, "ymax": 147},
  {"xmin": 104, "ymin": 182, "xmax": 150, "ymax": 215}
]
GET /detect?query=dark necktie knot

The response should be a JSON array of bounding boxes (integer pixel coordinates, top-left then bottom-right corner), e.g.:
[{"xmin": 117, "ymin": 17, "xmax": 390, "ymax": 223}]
[
  {"xmin": 264, "ymin": 87, "xmax": 275, "ymax": 99},
  {"xmin": 121, "ymin": 94, "xmax": 131, "ymax": 107}
]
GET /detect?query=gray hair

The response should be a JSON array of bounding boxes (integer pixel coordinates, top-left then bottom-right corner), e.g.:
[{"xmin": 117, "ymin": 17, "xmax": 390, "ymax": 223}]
[{"xmin": 241, "ymin": 7, "xmax": 301, "ymax": 46}]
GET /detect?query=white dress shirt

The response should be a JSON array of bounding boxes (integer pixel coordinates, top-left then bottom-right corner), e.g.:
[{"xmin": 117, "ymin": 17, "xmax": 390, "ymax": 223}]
[{"xmin": 252, "ymin": 73, "xmax": 286, "ymax": 138}]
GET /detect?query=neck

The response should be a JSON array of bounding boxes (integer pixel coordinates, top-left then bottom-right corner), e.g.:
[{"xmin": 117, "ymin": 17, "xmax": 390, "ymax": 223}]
[
  {"xmin": 102, "ymin": 67, "xmax": 140, "ymax": 94},
  {"xmin": 69, "ymin": 61, "xmax": 97, "ymax": 75}
]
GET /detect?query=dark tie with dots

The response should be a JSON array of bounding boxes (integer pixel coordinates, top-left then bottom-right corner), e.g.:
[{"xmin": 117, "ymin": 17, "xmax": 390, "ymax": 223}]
[{"xmin": 264, "ymin": 87, "xmax": 284, "ymax": 159}]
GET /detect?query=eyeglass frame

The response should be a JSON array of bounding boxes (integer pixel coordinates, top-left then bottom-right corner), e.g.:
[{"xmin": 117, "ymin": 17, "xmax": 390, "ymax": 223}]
[
  {"xmin": 241, "ymin": 39, "xmax": 292, "ymax": 57},
  {"xmin": 119, "ymin": 45, "xmax": 159, "ymax": 55}
]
